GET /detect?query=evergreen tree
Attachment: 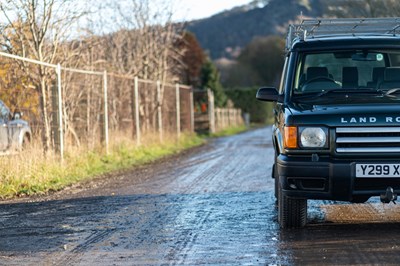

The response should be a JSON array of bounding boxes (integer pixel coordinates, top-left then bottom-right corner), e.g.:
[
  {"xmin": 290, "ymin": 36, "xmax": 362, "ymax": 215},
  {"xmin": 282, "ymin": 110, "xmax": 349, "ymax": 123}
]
[
  {"xmin": 222, "ymin": 36, "xmax": 285, "ymax": 88},
  {"xmin": 201, "ymin": 59, "xmax": 227, "ymax": 107}
]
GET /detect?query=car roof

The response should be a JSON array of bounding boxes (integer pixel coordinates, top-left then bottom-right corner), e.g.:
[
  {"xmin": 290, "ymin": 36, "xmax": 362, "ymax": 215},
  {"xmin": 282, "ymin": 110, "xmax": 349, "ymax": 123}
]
[
  {"xmin": 291, "ymin": 35, "xmax": 400, "ymax": 51},
  {"xmin": 287, "ymin": 18, "xmax": 400, "ymax": 51}
]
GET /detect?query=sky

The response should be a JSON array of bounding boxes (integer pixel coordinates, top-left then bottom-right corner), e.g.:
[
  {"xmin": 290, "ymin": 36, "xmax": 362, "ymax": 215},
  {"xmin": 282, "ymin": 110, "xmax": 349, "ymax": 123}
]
[{"xmin": 172, "ymin": 0, "xmax": 253, "ymax": 21}]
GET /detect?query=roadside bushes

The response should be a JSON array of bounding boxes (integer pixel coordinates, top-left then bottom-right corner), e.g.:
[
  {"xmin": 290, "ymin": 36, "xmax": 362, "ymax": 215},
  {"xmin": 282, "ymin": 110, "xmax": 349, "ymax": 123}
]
[{"xmin": 225, "ymin": 87, "xmax": 274, "ymax": 124}]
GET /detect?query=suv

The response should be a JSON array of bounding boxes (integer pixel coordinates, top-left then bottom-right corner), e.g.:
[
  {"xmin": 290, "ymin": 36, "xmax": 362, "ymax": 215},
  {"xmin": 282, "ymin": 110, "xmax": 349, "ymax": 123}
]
[
  {"xmin": 0, "ymin": 99, "xmax": 31, "ymax": 152},
  {"xmin": 257, "ymin": 18, "xmax": 400, "ymax": 228}
]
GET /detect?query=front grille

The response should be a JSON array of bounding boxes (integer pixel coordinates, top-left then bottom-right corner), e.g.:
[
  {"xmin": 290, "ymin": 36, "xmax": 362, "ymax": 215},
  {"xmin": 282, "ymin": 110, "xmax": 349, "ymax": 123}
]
[{"xmin": 336, "ymin": 127, "xmax": 400, "ymax": 153}]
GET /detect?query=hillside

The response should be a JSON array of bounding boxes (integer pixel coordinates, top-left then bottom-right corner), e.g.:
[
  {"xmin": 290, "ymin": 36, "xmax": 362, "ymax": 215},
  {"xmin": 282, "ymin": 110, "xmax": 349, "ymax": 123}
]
[{"xmin": 186, "ymin": 0, "xmax": 325, "ymax": 59}]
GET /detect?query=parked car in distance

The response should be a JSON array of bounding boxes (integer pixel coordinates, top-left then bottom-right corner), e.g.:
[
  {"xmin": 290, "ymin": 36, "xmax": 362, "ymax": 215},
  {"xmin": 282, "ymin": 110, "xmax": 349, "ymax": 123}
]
[{"xmin": 0, "ymin": 100, "xmax": 31, "ymax": 152}]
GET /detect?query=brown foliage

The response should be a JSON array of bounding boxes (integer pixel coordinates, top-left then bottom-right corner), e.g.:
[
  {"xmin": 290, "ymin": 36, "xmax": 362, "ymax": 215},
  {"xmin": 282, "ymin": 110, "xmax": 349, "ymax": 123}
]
[{"xmin": 178, "ymin": 32, "xmax": 206, "ymax": 87}]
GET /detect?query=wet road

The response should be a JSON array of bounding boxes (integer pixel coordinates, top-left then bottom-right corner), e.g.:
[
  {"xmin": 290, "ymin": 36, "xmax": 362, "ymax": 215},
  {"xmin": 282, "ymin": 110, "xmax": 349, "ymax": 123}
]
[{"xmin": 1, "ymin": 127, "xmax": 400, "ymax": 265}]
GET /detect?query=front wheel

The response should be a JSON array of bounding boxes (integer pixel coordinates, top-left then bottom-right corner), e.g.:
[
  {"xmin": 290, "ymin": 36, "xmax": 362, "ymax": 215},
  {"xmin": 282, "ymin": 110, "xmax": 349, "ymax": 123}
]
[{"xmin": 278, "ymin": 181, "xmax": 307, "ymax": 229}]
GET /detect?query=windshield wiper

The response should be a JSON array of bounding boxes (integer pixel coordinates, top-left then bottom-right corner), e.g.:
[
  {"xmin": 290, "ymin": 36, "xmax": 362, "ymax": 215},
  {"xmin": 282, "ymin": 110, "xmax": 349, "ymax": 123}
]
[
  {"xmin": 385, "ymin": 88, "xmax": 400, "ymax": 96},
  {"xmin": 317, "ymin": 88, "xmax": 383, "ymax": 97},
  {"xmin": 294, "ymin": 88, "xmax": 383, "ymax": 99}
]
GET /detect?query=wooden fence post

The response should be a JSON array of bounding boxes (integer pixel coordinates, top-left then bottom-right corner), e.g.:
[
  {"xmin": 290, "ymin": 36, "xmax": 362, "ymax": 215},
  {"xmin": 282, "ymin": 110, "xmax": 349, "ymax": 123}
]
[
  {"xmin": 190, "ymin": 88, "xmax": 194, "ymax": 133},
  {"xmin": 207, "ymin": 89, "xmax": 215, "ymax": 133},
  {"xmin": 215, "ymin": 108, "xmax": 218, "ymax": 132},
  {"xmin": 157, "ymin": 81, "xmax": 163, "ymax": 141},
  {"xmin": 176, "ymin": 83, "xmax": 181, "ymax": 138},
  {"xmin": 134, "ymin": 77, "xmax": 141, "ymax": 145},
  {"xmin": 103, "ymin": 71, "xmax": 109, "ymax": 154},
  {"xmin": 56, "ymin": 64, "xmax": 64, "ymax": 161}
]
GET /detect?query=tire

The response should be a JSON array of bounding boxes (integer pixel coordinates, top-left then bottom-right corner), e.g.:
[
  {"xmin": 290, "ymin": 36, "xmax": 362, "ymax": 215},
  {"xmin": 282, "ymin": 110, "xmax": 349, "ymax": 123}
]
[
  {"xmin": 21, "ymin": 134, "xmax": 31, "ymax": 150},
  {"xmin": 273, "ymin": 163, "xmax": 278, "ymax": 200},
  {"xmin": 278, "ymin": 181, "xmax": 307, "ymax": 229},
  {"xmin": 273, "ymin": 153, "xmax": 279, "ymax": 200}
]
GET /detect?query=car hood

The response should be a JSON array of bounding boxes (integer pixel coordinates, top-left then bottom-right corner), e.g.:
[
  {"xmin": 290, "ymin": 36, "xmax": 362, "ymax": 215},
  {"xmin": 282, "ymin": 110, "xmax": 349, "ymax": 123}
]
[{"xmin": 287, "ymin": 102, "xmax": 400, "ymax": 127}]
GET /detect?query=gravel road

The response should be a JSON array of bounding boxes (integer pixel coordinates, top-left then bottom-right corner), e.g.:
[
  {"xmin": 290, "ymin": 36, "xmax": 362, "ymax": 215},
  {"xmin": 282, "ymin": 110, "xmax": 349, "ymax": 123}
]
[{"xmin": 1, "ymin": 127, "xmax": 400, "ymax": 265}]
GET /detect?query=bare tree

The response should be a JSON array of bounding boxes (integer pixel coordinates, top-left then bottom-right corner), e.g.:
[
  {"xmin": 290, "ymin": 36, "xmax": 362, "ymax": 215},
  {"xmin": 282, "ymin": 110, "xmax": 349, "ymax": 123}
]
[
  {"xmin": 0, "ymin": 0, "xmax": 86, "ymax": 153},
  {"xmin": 89, "ymin": 0, "xmax": 185, "ymax": 133},
  {"xmin": 0, "ymin": 0, "xmax": 188, "ymax": 151}
]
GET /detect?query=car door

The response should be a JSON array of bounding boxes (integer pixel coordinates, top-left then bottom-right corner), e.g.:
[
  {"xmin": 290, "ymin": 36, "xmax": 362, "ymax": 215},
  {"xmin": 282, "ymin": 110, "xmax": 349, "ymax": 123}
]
[{"xmin": 0, "ymin": 101, "xmax": 10, "ymax": 150}]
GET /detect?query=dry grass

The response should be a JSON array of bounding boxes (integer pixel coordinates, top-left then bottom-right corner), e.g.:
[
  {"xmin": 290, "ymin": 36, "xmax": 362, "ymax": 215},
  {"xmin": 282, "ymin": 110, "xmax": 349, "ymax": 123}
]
[{"xmin": 0, "ymin": 132, "xmax": 204, "ymax": 199}]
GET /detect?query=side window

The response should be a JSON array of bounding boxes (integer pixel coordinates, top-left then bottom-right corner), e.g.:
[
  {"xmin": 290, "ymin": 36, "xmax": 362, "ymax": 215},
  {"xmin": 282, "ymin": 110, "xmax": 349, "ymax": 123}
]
[
  {"xmin": 389, "ymin": 53, "xmax": 400, "ymax": 66},
  {"xmin": 278, "ymin": 57, "xmax": 289, "ymax": 94},
  {"xmin": 294, "ymin": 53, "xmax": 304, "ymax": 92},
  {"xmin": 0, "ymin": 101, "xmax": 10, "ymax": 121}
]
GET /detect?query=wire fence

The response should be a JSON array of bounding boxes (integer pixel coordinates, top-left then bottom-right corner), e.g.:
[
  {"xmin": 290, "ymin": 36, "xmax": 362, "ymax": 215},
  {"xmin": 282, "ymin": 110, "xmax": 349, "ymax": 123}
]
[
  {"xmin": 0, "ymin": 51, "xmax": 194, "ymax": 160},
  {"xmin": 0, "ymin": 51, "xmax": 246, "ymax": 161}
]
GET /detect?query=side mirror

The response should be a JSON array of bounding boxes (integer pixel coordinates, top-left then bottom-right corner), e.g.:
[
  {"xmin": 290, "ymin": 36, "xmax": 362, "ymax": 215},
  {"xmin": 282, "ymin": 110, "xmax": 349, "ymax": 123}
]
[
  {"xmin": 13, "ymin": 111, "xmax": 23, "ymax": 120},
  {"xmin": 256, "ymin": 87, "xmax": 282, "ymax": 102}
]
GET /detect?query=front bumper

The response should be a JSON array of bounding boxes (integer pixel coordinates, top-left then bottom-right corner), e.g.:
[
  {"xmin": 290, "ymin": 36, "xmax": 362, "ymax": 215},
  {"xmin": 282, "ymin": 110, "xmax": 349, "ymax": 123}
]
[{"xmin": 277, "ymin": 154, "xmax": 400, "ymax": 201}]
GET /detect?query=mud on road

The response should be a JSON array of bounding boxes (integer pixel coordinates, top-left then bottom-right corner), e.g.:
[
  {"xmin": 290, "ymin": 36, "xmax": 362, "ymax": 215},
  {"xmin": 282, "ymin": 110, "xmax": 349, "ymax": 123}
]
[{"xmin": 1, "ymin": 127, "xmax": 400, "ymax": 265}]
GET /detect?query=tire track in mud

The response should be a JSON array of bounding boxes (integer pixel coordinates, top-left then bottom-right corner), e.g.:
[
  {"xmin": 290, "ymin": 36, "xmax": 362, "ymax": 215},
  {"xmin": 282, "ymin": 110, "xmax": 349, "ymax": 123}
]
[
  {"xmin": 54, "ymin": 128, "xmax": 276, "ymax": 265},
  {"xmin": 173, "ymin": 130, "xmax": 272, "ymax": 195},
  {"xmin": 162, "ymin": 204, "xmax": 214, "ymax": 265},
  {"xmin": 50, "ymin": 195, "xmax": 177, "ymax": 265},
  {"xmin": 49, "ymin": 131, "xmax": 262, "ymax": 265},
  {"xmin": 176, "ymin": 138, "xmax": 240, "ymax": 193},
  {"xmin": 54, "ymin": 228, "xmax": 117, "ymax": 266}
]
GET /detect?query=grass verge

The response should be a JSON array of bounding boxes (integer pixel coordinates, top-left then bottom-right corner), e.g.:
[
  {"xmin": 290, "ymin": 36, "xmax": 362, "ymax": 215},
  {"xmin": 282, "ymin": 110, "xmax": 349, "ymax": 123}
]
[
  {"xmin": 209, "ymin": 125, "xmax": 249, "ymax": 138},
  {"xmin": 0, "ymin": 133, "xmax": 204, "ymax": 199}
]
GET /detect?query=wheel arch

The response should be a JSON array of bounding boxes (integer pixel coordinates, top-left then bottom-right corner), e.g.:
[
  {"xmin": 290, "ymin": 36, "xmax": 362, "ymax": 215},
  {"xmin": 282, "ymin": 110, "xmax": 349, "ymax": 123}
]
[{"xmin": 17, "ymin": 128, "xmax": 32, "ymax": 148}]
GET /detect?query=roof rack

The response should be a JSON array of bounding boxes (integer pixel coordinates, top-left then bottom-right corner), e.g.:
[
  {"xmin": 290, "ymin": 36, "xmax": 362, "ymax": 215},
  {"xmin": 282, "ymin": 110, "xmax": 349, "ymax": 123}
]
[{"xmin": 286, "ymin": 18, "xmax": 400, "ymax": 50}]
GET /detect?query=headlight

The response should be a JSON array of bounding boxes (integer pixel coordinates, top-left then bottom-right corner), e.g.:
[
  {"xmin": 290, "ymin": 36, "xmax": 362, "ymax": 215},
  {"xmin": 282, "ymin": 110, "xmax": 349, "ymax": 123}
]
[{"xmin": 300, "ymin": 127, "xmax": 328, "ymax": 148}]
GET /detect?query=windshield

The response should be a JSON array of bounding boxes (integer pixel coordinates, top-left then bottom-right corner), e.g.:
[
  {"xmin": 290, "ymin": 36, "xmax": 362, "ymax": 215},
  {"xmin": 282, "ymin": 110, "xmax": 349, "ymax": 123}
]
[{"xmin": 293, "ymin": 49, "xmax": 400, "ymax": 97}]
